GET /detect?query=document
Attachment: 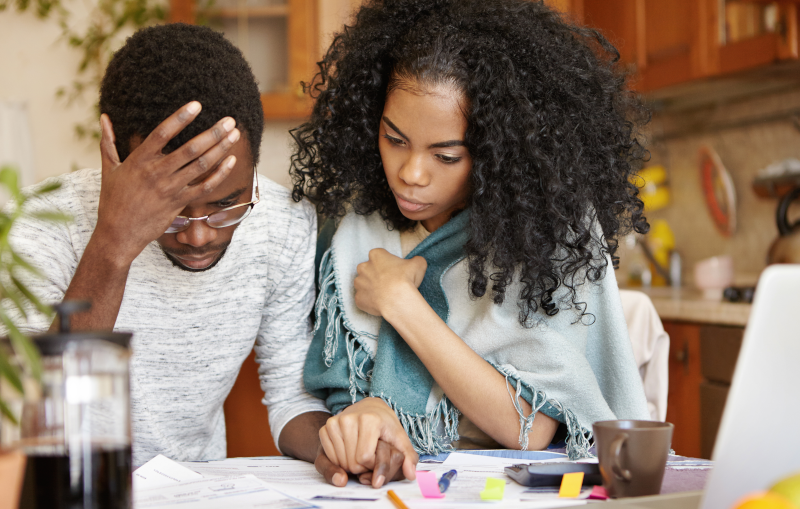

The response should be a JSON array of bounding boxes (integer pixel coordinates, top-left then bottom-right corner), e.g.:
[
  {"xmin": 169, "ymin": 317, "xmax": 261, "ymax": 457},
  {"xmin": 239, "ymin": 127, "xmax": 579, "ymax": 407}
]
[
  {"xmin": 135, "ymin": 474, "xmax": 315, "ymax": 509},
  {"xmin": 133, "ymin": 454, "xmax": 204, "ymax": 491}
]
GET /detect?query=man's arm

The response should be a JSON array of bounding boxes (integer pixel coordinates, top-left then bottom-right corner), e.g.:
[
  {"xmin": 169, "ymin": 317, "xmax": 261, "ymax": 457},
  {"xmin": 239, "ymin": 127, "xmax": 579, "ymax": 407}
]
[{"xmin": 59, "ymin": 103, "xmax": 239, "ymax": 332}]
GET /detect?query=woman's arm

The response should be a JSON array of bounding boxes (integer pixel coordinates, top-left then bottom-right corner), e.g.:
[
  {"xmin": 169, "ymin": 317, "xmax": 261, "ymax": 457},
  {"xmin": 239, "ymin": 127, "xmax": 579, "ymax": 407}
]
[{"xmin": 354, "ymin": 248, "xmax": 559, "ymax": 450}]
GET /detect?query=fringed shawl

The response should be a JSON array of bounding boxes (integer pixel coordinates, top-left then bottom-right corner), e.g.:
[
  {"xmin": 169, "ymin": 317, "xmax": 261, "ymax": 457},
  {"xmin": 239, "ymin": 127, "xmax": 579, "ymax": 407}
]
[{"xmin": 303, "ymin": 211, "xmax": 650, "ymax": 459}]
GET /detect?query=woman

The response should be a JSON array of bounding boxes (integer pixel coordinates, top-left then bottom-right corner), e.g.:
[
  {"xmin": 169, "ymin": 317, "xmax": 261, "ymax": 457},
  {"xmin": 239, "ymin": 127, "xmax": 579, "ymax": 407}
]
[{"xmin": 291, "ymin": 0, "xmax": 651, "ymax": 487}]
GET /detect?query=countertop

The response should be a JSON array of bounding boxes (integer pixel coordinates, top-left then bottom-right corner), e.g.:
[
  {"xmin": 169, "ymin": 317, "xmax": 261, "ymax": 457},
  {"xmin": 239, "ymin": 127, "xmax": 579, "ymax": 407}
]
[{"xmin": 621, "ymin": 286, "xmax": 752, "ymax": 327}]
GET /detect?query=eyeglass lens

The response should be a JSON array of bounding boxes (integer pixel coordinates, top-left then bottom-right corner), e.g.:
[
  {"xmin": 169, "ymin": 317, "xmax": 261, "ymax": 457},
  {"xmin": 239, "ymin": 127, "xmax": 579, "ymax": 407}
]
[{"xmin": 166, "ymin": 205, "xmax": 253, "ymax": 233}]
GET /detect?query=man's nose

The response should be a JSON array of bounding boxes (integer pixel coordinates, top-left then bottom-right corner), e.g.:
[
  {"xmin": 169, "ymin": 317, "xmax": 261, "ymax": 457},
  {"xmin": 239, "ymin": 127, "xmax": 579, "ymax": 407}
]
[
  {"xmin": 175, "ymin": 220, "xmax": 217, "ymax": 248},
  {"xmin": 398, "ymin": 153, "xmax": 430, "ymax": 187}
]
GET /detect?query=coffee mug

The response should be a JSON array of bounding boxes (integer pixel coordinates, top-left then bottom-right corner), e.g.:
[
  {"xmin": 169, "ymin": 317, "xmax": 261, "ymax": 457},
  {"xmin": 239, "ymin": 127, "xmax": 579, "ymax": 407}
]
[{"xmin": 593, "ymin": 420, "xmax": 674, "ymax": 498}]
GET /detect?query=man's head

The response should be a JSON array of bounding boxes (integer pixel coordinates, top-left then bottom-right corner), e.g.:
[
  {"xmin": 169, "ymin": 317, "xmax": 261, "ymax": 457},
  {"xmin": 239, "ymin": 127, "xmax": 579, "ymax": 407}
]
[{"xmin": 99, "ymin": 23, "xmax": 264, "ymax": 271}]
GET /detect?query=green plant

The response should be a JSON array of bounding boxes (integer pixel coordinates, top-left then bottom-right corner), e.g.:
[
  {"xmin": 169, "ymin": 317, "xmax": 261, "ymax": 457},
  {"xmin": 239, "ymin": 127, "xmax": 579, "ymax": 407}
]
[
  {"xmin": 0, "ymin": 0, "xmax": 167, "ymax": 141},
  {"xmin": 0, "ymin": 165, "xmax": 69, "ymax": 423}
]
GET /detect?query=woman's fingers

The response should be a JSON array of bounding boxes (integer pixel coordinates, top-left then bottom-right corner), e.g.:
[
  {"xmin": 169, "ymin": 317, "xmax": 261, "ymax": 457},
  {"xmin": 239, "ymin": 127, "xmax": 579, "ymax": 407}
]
[
  {"xmin": 319, "ymin": 426, "xmax": 340, "ymax": 468},
  {"xmin": 320, "ymin": 416, "xmax": 356, "ymax": 474}
]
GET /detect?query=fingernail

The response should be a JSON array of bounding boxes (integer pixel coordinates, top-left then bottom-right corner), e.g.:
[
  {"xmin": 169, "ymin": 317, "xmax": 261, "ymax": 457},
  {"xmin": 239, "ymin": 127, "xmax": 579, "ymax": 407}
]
[
  {"xmin": 222, "ymin": 117, "xmax": 235, "ymax": 132},
  {"xmin": 187, "ymin": 101, "xmax": 201, "ymax": 114},
  {"xmin": 228, "ymin": 129, "xmax": 240, "ymax": 143},
  {"xmin": 226, "ymin": 156, "xmax": 237, "ymax": 169},
  {"xmin": 333, "ymin": 473, "xmax": 345, "ymax": 485},
  {"xmin": 375, "ymin": 475, "xmax": 385, "ymax": 487}
]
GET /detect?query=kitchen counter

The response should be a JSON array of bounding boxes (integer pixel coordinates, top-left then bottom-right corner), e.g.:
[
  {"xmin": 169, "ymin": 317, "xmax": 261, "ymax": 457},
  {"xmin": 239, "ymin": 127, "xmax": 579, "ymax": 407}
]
[{"xmin": 621, "ymin": 286, "xmax": 752, "ymax": 327}]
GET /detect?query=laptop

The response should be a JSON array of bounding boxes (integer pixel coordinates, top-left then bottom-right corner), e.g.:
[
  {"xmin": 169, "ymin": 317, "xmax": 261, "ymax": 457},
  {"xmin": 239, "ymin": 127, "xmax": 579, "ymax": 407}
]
[{"xmin": 583, "ymin": 264, "xmax": 800, "ymax": 509}]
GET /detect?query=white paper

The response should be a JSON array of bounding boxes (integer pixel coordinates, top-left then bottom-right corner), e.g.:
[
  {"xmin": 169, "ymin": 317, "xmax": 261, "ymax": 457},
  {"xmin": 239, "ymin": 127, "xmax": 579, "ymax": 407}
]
[
  {"xmin": 134, "ymin": 474, "xmax": 314, "ymax": 509},
  {"xmin": 177, "ymin": 456, "xmax": 597, "ymax": 509},
  {"xmin": 133, "ymin": 454, "xmax": 205, "ymax": 491}
]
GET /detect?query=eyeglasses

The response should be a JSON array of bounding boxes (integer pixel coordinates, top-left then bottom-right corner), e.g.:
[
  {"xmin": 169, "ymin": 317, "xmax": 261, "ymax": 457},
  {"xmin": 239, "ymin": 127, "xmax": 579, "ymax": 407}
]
[{"xmin": 165, "ymin": 168, "xmax": 260, "ymax": 234}]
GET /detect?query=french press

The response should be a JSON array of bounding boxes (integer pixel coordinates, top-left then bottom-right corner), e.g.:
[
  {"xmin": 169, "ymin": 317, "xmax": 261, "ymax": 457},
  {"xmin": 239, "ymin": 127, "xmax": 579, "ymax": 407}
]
[{"xmin": 17, "ymin": 301, "xmax": 133, "ymax": 509}]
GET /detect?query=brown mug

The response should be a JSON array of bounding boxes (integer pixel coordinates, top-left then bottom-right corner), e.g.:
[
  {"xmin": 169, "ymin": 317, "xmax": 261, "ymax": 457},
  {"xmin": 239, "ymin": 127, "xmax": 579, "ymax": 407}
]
[{"xmin": 593, "ymin": 420, "xmax": 674, "ymax": 498}]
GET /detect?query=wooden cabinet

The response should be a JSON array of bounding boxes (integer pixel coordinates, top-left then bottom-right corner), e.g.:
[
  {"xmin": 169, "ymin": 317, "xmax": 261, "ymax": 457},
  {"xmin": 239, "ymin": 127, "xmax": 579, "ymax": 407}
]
[
  {"xmin": 662, "ymin": 320, "xmax": 744, "ymax": 459},
  {"xmin": 169, "ymin": 0, "xmax": 318, "ymax": 119},
  {"xmin": 551, "ymin": 0, "xmax": 800, "ymax": 92}
]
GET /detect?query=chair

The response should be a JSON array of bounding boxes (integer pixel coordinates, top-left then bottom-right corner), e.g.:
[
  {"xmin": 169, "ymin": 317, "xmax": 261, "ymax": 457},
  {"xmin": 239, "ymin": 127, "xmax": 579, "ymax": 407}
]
[{"xmin": 619, "ymin": 289, "xmax": 670, "ymax": 421}]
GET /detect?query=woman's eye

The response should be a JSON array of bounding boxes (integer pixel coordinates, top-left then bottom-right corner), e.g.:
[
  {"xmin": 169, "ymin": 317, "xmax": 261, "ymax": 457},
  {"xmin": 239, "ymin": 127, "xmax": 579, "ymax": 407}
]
[
  {"xmin": 436, "ymin": 154, "xmax": 462, "ymax": 164},
  {"xmin": 216, "ymin": 200, "xmax": 236, "ymax": 208},
  {"xmin": 382, "ymin": 134, "xmax": 406, "ymax": 146}
]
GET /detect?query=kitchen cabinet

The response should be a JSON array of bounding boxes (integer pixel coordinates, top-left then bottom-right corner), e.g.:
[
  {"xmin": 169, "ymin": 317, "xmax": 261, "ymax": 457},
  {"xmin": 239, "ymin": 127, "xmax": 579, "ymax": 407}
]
[
  {"xmin": 169, "ymin": 0, "xmax": 318, "ymax": 119},
  {"xmin": 552, "ymin": 0, "xmax": 800, "ymax": 92},
  {"xmin": 224, "ymin": 349, "xmax": 281, "ymax": 457},
  {"xmin": 663, "ymin": 320, "xmax": 744, "ymax": 459}
]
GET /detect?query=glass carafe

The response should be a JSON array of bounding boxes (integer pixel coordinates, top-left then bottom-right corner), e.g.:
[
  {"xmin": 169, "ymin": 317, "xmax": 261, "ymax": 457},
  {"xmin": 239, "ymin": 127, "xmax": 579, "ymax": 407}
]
[{"xmin": 17, "ymin": 301, "xmax": 133, "ymax": 509}]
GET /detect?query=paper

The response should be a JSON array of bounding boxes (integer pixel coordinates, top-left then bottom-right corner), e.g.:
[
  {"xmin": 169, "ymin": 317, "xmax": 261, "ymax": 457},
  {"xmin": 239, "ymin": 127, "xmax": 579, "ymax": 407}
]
[
  {"xmin": 134, "ymin": 474, "xmax": 315, "ymax": 508},
  {"xmin": 558, "ymin": 472, "xmax": 583, "ymax": 498},
  {"xmin": 133, "ymin": 454, "xmax": 204, "ymax": 491},
  {"xmin": 479, "ymin": 478, "xmax": 505, "ymax": 500},
  {"xmin": 416, "ymin": 471, "xmax": 445, "ymax": 498}
]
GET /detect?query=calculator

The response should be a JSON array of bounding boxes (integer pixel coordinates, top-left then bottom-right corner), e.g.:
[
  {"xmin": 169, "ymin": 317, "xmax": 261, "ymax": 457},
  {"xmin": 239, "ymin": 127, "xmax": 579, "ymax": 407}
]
[{"xmin": 504, "ymin": 462, "xmax": 603, "ymax": 487}]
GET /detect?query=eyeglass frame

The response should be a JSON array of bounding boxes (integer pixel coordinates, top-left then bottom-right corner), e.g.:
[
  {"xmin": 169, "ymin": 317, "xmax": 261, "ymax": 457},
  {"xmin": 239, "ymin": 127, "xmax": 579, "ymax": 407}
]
[{"xmin": 165, "ymin": 167, "xmax": 260, "ymax": 234}]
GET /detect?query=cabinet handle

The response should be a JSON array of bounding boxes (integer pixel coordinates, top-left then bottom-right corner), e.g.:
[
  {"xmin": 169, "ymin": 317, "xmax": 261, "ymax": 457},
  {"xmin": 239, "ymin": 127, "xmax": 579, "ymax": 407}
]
[{"xmin": 674, "ymin": 343, "xmax": 689, "ymax": 368}]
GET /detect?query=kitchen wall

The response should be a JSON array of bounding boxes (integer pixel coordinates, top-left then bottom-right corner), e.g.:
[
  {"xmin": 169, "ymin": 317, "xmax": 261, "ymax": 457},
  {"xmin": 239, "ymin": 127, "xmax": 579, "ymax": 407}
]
[
  {"xmin": 642, "ymin": 85, "xmax": 800, "ymax": 285},
  {"xmin": 0, "ymin": 0, "xmax": 359, "ymax": 190}
]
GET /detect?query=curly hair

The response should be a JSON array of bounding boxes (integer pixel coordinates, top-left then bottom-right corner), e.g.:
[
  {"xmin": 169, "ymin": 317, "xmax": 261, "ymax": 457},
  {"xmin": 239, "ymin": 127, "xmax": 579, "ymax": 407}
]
[
  {"xmin": 100, "ymin": 23, "xmax": 264, "ymax": 164},
  {"xmin": 291, "ymin": 0, "xmax": 649, "ymax": 325}
]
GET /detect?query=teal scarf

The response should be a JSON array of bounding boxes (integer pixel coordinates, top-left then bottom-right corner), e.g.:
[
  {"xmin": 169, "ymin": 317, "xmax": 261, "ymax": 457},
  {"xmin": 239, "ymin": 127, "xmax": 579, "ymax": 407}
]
[
  {"xmin": 305, "ymin": 211, "xmax": 468, "ymax": 453},
  {"xmin": 304, "ymin": 210, "xmax": 651, "ymax": 457}
]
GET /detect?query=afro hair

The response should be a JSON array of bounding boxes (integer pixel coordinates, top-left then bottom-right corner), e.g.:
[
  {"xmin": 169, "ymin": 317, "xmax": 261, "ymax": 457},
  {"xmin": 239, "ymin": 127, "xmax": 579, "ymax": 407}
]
[
  {"xmin": 290, "ymin": 0, "xmax": 650, "ymax": 325},
  {"xmin": 100, "ymin": 23, "xmax": 264, "ymax": 164}
]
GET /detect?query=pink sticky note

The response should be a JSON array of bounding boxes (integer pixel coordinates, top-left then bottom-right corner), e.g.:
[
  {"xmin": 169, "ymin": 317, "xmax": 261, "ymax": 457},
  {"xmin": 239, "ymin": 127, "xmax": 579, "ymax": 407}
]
[
  {"xmin": 588, "ymin": 485, "xmax": 608, "ymax": 500},
  {"xmin": 416, "ymin": 470, "xmax": 445, "ymax": 498}
]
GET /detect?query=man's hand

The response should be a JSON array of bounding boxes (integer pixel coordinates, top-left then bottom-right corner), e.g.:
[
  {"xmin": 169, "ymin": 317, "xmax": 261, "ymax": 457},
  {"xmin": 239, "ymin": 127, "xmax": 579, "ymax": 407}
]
[
  {"xmin": 95, "ymin": 101, "xmax": 240, "ymax": 265},
  {"xmin": 354, "ymin": 248, "xmax": 427, "ymax": 317},
  {"xmin": 318, "ymin": 397, "xmax": 418, "ymax": 487}
]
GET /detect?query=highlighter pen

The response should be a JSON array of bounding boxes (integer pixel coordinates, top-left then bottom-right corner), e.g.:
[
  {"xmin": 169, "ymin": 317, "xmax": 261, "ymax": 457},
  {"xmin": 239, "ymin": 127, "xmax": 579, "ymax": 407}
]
[
  {"xmin": 387, "ymin": 490, "xmax": 410, "ymax": 509},
  {"xmin": 438, "ymin": 469, "xmax": 458, "ymax": 493}
]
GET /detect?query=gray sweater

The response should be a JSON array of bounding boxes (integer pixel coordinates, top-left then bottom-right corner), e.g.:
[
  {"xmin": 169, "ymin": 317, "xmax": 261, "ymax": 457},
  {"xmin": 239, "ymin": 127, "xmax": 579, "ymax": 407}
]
[{"xmin": 9, "ymin": 168, "xmax": 328, "ymax": 466}]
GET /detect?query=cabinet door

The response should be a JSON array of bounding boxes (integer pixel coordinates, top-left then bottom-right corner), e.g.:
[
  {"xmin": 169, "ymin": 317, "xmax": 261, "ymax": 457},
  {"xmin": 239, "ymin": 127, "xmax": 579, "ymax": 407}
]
[
  {"xmin": 663, "ymin": 321, "xmax": 703, "ymax": 458},
  {"xmin": 717, "ymin": 0, "xmax": 799, "ymax": 75},
  {"xmin": 582, "ymin": 0, "xmax": 715, "ymax": 91},
  {"xmin": 170, "ymin": 0, "xmax": 317, "ymax": 119}
]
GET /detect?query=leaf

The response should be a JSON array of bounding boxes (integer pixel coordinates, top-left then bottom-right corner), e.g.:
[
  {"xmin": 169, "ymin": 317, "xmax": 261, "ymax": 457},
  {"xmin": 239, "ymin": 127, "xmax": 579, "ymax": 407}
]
[
  {"xmin": 30, "ymin": 211, "xmax": 72, "ymax": 223},
  {"xmin": 0, "ymin": 279, "xmax": 29, "ymax": 320},
  {"xmin": 11, "ymin": 276, "xmax": 52, "ymax": 316},
  {"xmin": 0, "ymin": 351, "xmax": 24, "ymax": 394},
  {"xmin": 34, "ymin": 181, "xmax": 62, "ymax": 194},
  {"xmin": 0, "ymin": 313, "xmax": 41, "ymax": 380},
  {"xmin": 11, "ymin": 253, "xmax": 43, "ymax": 279},
  {"xmin": 0, "ymin": 399, "xmax": 18, "ymax": 426}
]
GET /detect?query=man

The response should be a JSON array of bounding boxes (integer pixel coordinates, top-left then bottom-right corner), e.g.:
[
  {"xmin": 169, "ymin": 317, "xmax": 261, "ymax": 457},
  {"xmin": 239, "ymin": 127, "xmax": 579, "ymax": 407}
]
[{"xmin": 10, "ymin": 23, "xmax": 332, "ymax": 467}]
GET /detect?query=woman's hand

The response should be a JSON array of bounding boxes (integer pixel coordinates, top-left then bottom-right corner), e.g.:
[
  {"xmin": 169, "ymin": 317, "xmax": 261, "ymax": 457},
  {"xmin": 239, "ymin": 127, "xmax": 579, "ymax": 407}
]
[
  {"xmin": 354, "ymin": 248, "xmax": 427, "ymax": 317},
  {"xmin": 318, "ymin": 397, "xmax": 418, "ymax": 487}
]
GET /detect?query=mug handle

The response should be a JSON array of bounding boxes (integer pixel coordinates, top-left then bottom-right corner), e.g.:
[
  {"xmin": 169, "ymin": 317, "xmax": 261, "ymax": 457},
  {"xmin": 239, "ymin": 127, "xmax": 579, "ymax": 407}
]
[{"xmin": 611, "ymin": 433, "xmax": 632, "ymax": 482}]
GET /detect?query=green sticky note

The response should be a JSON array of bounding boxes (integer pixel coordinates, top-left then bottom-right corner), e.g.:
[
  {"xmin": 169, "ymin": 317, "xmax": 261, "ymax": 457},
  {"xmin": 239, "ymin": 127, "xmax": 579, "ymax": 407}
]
[{"xmin": 480, "ymin": 477, "xmax": 506, "ymax": 500}]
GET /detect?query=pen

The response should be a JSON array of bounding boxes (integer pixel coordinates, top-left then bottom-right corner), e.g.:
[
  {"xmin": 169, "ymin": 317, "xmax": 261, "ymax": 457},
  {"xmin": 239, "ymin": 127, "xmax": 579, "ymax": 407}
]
[
  {"xmin": 438, "ymin": 469, "xmax": 458, "ymax": 493},
  {"xmin": 387, "ymin": 489, "xmax": 410, "ymax": 509}
]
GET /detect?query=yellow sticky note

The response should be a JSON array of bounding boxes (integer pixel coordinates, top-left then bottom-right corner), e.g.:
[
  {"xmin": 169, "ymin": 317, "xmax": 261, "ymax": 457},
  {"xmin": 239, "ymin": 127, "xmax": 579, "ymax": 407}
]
[
  {"xmin": 480, "ymin": 477, "xmax": 505, "ymax": 500},
  {"xmin": 559, "ymin": 472, "xmax": 584, "ymax": 498}
]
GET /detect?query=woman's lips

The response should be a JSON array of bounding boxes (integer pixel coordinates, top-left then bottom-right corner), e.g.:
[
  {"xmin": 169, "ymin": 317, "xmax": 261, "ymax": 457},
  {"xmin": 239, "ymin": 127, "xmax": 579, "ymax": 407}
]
[{"xmin": 393, "ymin": 192, "xmax": 429, "ymax": 213}]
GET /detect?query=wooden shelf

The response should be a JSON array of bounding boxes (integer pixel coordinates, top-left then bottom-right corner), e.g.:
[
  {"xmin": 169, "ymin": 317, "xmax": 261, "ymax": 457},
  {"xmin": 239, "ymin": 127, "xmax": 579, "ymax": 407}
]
[{"xmin": 205, "ymin": 5, "xmax": 288, "ymax": 19}]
